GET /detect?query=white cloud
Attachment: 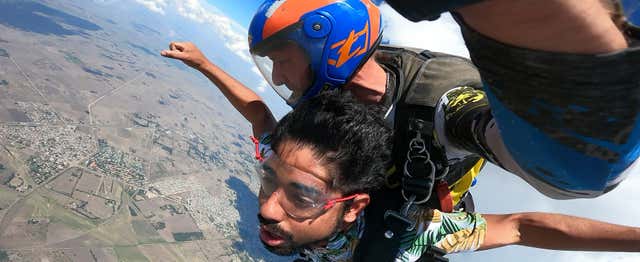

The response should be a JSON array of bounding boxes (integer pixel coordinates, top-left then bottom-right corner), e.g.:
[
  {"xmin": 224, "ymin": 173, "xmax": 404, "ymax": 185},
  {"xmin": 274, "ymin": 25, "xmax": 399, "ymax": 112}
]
[
  {"xmin": 134, "ymin": 0, "xmax": 168, "ymax": 15},
  {"xmin": 379, "ymin": 3, "xmax": 469, "ymax": 58},
  {"xmin": 134, "ymin": 0, "xmax": 252, "ymax": 63},
  {"xmin": 173, "ymin": 0, "xmax": 252, "ymax": 62}
]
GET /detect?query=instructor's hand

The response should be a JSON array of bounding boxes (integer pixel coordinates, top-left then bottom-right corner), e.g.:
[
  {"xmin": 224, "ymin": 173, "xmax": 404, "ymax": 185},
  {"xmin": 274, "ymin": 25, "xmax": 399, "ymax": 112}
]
[{"xmin": 161, "ymin": 42, "xmax": 210, "ymax": 70}]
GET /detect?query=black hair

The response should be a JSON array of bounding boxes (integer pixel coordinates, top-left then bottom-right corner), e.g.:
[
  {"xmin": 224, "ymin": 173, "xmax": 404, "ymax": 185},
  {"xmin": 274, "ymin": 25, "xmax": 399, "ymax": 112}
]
[{"xmin": 270, "ymin": 90, "xmax": 393, "ymax": 194}]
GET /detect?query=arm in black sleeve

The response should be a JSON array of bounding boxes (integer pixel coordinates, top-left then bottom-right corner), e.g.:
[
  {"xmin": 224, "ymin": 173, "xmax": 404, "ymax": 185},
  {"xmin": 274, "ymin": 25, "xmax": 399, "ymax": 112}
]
[{"xmin": 439, "ymin": 86, "xmax": 503, "ymax": 167}]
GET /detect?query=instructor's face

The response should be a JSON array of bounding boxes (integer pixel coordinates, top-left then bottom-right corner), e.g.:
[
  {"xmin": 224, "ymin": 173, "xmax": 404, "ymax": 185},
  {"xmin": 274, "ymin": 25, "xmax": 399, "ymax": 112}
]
[{"xmin": 268, "ymin": 43, "xmax": 313, "ymax": 101}]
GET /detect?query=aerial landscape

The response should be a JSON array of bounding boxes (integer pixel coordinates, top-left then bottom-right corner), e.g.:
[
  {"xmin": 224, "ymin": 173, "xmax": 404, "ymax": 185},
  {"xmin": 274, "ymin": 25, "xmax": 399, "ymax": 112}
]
[
  {"xmin": 0, "ymin": 0, "xmax": 280, "ymax": 261},
  {"xmin": 2, "ymin": 1, "xmax": 640, "ymax": 262}
]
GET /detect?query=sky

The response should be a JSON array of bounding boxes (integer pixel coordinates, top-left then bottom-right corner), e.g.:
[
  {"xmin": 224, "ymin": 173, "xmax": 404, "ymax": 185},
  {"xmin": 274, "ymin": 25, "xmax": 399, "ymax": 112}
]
[
  {"xmin": 130, "ymin": 0, "xmax": 640, "ymax": 261},
  {"xmin": 206, "ymin": 0, "xmax": 262, "ymax": 26}
]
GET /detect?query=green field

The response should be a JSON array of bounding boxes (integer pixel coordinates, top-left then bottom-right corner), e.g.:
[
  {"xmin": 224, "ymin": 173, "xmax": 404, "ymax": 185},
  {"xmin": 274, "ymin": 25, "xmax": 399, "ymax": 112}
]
[
  {"xmin": 27, "ymin": 192, "xmax": 97, "ymax": 231},
  {"xmin": 0, "ymin": 187, "xmax": 18, "ymax": 210},
  {"xmin": 131, "ymin": 219, "xmax": 165, "ymax": 244},
  {"xmin": 172, "ymin": 232, "xmax": 204, "ymax": 242},
  {"xmin": 59, "ymin": 50, "xmax": 83, "ymax": 65},
  {"xmin": 114, "ymin": 246, "xmax": 149, "ymax": 262}
]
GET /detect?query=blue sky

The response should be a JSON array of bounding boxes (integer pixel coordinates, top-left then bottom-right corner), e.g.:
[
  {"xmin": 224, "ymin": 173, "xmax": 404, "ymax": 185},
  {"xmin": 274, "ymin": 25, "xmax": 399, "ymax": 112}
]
[
  {"xmin": 131, "ymin": 0, "xmax": 640, "ymax": 261},
  {"xmin": 206, "ymin": 0, "xmax": 262, "ymax": 26},
  {"xmin": 622, "ymin": 0, "xmax": 640, "ymax": 25},
  {"xmin": 206, "ymin": 0, "xmax": 386, "ymax": 27}
]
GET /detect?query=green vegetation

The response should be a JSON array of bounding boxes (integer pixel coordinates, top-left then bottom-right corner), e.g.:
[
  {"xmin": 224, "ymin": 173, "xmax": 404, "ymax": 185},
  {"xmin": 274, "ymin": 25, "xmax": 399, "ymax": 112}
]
[
  {"xmin": 131, "ymin": 220, "xmax": 164, "ymax": 244},
  {"xmin": 127, "ymin": 188, "xmax": 139, "ymax": 197},
  {"xmin": 82, "ymin": 66, "xmax": 113, "ymax": 78},
  {"xmin": 59, "ymin": 50, "xmax": 83, "ymax": 65},
  {"xmin": 0, "ymin": 188, "xmax": 18, "ymax": 209},
  {"xmin": 0, "ymin": 80, "xmax": 8, "ymax": 86},
  {"xmin": 172, "ymin": 232, "xmax": 204, "ymax": 242},
  {"xmin": 129, "ymin": 206, "xmax": 138, "ymax": 216},
  {"xmin": 151, "ymin": 221, "xmax": 165, "ymax": 230},
  {"xmin": 153, "ymin": 162, "xmax": 169, "ymax": 177},
  {"xmin": 86, "ymin": 202, "xmax": 139, "ymax": 245},
  {"xmin": 28, "ymin": 193, "xmax": 98, "ymax": 231},
  {"xmin": 0, "ymin": 250, "xmax": 8, "ymax": 261},
  {"xmin": 0, "ymin": 48, "xmax": 8, "ymax": 58},
  {"xmin": 114, "ymin": 246, "xmax": 149, "ymax": 262}
]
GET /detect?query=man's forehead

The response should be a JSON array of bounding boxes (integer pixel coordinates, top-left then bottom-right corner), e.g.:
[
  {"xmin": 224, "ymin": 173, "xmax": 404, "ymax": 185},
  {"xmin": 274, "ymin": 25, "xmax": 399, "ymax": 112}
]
[
  {"xmin": 272, "ymin": 143, "xmax": 334, "ymax": 185},
  {"xmin": 267, "ymin": 42, "xmax": 305, "ymax": 58}
]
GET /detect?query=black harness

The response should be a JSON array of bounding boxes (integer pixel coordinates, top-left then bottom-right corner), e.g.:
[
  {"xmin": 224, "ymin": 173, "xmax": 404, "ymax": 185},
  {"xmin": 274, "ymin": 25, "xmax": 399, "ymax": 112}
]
[{"xmin": 354, "ymin": 46, "xmax": 484, "ymax": 262}]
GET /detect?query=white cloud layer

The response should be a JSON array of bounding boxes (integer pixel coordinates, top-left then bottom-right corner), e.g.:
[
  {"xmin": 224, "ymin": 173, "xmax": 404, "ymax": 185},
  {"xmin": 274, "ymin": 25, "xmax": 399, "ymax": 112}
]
[
  {"xmin": 133, "ymin": 0, "xmax": 252, "ymax": 63},
  {"xmin": 176, "ymin": 0, "xmax": 252, "ymax": 62},
  {"xmin": 379, "ymin": 3, "xmax": 469, "ymax": 58},
  {"xmin": 133, "ymin": 0, "xmax": 168, "ymax": 15}
]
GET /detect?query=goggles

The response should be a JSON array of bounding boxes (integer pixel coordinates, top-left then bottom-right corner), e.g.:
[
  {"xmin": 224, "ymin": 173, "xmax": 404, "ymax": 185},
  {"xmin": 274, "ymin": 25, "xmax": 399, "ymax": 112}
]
[{"xmin": 255, "ymin": 154, "xmax": 359, "ymax": 220}]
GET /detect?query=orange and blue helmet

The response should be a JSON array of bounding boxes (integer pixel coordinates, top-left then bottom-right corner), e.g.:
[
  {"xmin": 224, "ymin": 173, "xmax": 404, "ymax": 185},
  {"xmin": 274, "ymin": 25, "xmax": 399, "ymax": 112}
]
[{"xmin": 249, "ymin": 0, "xmax": 383, "ymax": 106}]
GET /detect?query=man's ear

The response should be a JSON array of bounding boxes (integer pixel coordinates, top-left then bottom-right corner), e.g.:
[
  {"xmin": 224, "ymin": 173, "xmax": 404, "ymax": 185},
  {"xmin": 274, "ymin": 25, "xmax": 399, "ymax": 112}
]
[{"xmin": 343, "ymin": 194, "xmax": 370, "ymax": 223}]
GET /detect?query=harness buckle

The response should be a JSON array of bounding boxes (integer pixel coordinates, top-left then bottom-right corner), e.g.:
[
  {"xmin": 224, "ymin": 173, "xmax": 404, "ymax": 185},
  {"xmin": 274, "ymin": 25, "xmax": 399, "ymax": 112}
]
[
  {"xmin": 402, "ymin": 131, "xmax": 436, "ymax": 205},
  {"xmin": 401, "ymin": 117, "xmax": 454, "ymax": 206},
  {"xmin": 383, "ymin": 195, "xmax": 417, "ymax": 239}
]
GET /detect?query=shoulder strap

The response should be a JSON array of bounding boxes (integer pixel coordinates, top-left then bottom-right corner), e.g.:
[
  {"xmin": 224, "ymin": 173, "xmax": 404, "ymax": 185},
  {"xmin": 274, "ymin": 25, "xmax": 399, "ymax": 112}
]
[
  {"xmin": 355, "ymin": 47, "xmax": 483, "ymax": 261},
  {"xmin": 392, "ymin": 49, "xmax": 483, "ymax": 208}
]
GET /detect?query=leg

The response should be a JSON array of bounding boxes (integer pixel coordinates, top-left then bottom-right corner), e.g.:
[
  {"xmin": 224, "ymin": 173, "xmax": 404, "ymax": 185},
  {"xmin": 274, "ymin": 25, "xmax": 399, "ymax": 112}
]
[
  {"xmin": 455, "ymin": 0, "xmax": 628, "ymax": 54},
  {"xmin": 454, "ymin": 15, "xmax": 640, "ymax": 197}
]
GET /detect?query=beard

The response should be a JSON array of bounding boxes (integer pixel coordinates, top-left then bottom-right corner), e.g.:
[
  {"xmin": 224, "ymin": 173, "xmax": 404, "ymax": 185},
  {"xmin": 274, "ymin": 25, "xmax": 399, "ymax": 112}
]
[
  {"xmin": 257, "ymin": 212, "xmax": 345, "ymax": 256},
  {"xmin": 259, "ymin": 221, "xmax": 299, "ymax": 256}
]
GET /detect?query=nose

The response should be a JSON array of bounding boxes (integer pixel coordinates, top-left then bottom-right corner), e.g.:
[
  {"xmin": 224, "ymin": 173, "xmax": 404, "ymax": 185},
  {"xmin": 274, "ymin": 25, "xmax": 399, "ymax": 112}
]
[{"xmin": 259, "ymin": 189, "xmax": 287, "ymax": 222}]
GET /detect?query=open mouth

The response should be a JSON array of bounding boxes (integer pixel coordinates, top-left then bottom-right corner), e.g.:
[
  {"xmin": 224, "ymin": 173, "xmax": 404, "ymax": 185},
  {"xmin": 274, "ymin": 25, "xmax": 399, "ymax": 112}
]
[{"xmin": 259, "ymin": 226, "xmax": 286, "ymax": 246}]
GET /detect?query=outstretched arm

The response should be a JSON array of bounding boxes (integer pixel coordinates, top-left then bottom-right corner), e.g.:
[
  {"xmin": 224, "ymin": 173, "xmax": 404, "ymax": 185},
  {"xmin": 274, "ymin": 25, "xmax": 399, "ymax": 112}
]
[
  {"xmin": 161, "ymin": 42, "xmax": 277, "ymax": 136},
  {"xmin": 481, "ymin": 212, "xmax": 640, "ymax": 252}
]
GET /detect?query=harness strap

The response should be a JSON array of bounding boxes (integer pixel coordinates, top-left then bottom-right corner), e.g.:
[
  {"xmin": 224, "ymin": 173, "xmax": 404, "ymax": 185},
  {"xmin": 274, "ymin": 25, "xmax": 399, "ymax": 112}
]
[{"xmin": 417, "ymin": 246, "xmax": 449, "ymax": 262}]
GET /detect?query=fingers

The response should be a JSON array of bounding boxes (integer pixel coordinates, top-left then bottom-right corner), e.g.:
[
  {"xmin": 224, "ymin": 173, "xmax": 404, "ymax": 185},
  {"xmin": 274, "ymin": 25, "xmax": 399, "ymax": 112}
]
[
  {"xmin": 162, "ymin": 42, "xmax": 186, "ymax": 58},
  {"xmin": 175, "ymin": 42, "xmax": 185, "ymax": 52},
  {"xmin": 160, "ymin": 49, "xmax": 179, "ymax": 58},
  {"xmin": 169, "ymin": 41, "xmax": 188, "ymax": 51},
  {"xmin": 161, "ymin": 42, "xmax": 204, "ymax": 68}
]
